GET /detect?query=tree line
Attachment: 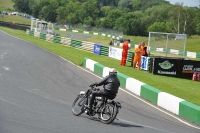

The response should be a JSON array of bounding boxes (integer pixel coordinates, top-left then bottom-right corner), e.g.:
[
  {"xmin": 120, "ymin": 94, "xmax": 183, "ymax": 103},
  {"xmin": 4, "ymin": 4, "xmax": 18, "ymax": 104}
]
[{"xmin": 12, "ymin": 0, "xmax": 200, "ymax": 36}]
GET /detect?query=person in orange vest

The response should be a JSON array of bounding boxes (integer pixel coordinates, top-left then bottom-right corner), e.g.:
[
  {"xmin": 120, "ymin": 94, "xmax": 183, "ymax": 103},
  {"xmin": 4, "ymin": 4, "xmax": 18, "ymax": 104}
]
[
  {"xmin": 133, "ymin": 43, "xmax": 143, "ymax": 70},
  {"xmin": 120, "ymin": 39, "xmax": 130, "ymax": 66},
  {"xmin": 141, "ymin": 41, "xmax": 148, "ymax": 56}
]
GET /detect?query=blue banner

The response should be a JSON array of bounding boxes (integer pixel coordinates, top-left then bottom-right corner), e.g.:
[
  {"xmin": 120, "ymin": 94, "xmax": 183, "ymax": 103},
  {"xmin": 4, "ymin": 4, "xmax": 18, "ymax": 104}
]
[
  {"xmin": 136, "ymin": 56, "xmax": 150, "ymax": 70},
  {"xmin": 94, "ymin": 44, "xmax": 101, "ymax": 55}
]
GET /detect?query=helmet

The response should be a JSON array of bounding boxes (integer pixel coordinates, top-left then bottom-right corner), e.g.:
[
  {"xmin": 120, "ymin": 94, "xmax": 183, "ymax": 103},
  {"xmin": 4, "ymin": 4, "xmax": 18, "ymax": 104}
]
[{"xmin": 109, "ymin": 68, "xmax": 117, "ymax": 75}]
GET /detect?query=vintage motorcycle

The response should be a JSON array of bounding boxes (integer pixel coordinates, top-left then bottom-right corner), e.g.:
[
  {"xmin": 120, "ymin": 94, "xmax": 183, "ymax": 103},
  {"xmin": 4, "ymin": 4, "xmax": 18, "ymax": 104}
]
[{"xmin": 72, "ymin": 86, "xmax": 121, "ymax": 124}]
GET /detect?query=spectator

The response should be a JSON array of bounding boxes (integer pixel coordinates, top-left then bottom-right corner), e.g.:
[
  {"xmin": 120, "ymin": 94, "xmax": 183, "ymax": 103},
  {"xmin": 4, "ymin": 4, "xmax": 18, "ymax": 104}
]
[
  {"xmin": 141, "ymin": 41, "xmax": 148, "ymax": 56},
  {"xmin": 133, "ymin": 43, "xmax": 142, "ymax": 70},
  {"xmin": 120, "ymin": 39, "xmax": 131, "ymax": 66},
  {"xmin": 109, "ymin": 40, "xmax": 113, "ymax": 45}
]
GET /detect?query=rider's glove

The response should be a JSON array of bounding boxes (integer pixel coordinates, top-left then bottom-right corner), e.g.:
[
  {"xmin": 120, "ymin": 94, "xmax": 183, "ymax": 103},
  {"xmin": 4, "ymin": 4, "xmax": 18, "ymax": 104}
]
[{"xmin": 89, "ymin": 83, "xmax": 97, "ymax": 87}]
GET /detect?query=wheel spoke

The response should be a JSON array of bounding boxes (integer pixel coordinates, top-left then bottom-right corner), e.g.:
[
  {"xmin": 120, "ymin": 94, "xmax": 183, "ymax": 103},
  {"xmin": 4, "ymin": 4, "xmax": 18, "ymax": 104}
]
[{"xmin": 72, "ymin": 95, "xmax": 86, "ymax": 116}]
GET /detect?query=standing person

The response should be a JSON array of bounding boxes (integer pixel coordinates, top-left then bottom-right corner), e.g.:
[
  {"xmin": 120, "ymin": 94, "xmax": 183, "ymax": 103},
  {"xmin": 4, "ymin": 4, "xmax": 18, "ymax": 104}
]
[
  {"xmin": 109, "ymin": 39, "xmax": 113, "ymax": 45},
  {"xmin": 141, "ymin": 41, "xmax": 148, "ymax": 56},
  {"xmin": 120, "ymin": 39, "xmax": 130, "ymax": 66},
  {"xmin": 133, "ymin": 43, "xmax": 143, "ymax": 70}
]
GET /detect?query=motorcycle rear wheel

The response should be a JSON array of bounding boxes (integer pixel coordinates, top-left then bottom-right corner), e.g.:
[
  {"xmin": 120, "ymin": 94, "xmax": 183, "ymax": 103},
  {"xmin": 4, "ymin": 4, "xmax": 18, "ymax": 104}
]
[
  {"xmin": 99, "ymin": 103, "xmax": 118, "ymax": 124},
  {"xmin": 72, "ymin": 95, "xmax": 85, "ymax": 116}
]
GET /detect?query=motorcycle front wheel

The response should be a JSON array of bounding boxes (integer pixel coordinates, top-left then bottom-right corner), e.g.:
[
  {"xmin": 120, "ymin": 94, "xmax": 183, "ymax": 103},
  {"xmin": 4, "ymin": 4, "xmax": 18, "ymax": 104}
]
[{"xmin": 72, "ymin": 94, "xmax": 86, "ymax": 116}]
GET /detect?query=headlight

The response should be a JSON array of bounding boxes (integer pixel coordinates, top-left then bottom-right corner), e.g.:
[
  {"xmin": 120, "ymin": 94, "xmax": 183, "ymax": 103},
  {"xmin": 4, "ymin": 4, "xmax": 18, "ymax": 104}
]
[{"xmin": 80, "ymin": 91, "xmax": 85, "ymax": 95}]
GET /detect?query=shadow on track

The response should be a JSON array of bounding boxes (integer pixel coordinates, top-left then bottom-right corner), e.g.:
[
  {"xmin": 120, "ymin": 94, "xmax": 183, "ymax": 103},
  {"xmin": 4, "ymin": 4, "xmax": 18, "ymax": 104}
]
[
  {"xmin": 79, "ymin": 115, "xmax": 144, "ymax": 128},
  {"xmin": 111, "ymin": 121, "xmax": 144, "ymax": 128}
]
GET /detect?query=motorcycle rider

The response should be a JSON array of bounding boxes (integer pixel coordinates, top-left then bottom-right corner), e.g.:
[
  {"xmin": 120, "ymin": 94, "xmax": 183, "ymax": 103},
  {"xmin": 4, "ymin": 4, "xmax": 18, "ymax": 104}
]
[{"xmin": 85, "ymin": 68, "xmax": 120, "ymax": 112}]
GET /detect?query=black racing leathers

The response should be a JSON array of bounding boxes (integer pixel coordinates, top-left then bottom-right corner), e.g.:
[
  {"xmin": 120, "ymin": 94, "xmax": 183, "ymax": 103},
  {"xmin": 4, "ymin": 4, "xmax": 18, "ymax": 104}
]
[
  {"xmin": 87, "ymin": 73, "xmax": 120, "ymax": 109},
  {"xmin": 95, "ymin": 73, "xmax": 120, "ymax": 95}
]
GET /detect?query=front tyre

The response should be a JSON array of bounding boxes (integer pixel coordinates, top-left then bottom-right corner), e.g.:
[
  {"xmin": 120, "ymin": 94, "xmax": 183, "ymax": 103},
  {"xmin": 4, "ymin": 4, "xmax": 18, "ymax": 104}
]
[
  {"xmin": 72, "ymin": 94, "xmax": 86, "ymax": 116},
  {"xmin": 99, "ymin": 103, "xmax": 118, "ymax": 124}
]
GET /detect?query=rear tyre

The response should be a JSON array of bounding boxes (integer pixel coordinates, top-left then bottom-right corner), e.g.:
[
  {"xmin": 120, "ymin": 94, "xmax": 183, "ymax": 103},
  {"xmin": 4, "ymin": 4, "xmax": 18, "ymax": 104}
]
[
  {"xmin": 99, "ymin": 103, "xmax": 118, "ymax": 124},
  {"xmin": 72, "ymin": 95, "xmax": 86, "ymax": 116}
]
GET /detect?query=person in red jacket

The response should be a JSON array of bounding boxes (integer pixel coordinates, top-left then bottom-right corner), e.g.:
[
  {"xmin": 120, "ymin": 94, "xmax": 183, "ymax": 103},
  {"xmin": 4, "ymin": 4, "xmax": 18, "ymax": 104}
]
[{"xmin": 120, "ymin": 39, "xmax": 130, "ymax": 66}]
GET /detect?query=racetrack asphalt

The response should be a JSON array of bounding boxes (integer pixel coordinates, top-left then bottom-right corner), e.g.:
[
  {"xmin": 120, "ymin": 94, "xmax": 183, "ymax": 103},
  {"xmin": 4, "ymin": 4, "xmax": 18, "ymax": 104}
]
[{"xmin": 0, "ymin": 30, "xmax": 199, "ymax": 133}]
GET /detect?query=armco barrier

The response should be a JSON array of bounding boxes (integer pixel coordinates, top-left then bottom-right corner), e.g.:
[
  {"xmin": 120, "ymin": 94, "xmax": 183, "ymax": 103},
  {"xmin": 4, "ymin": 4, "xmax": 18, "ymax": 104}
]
[{"xmin": 82, "ymin": 58, "xmax": 200, "ymax": 125}]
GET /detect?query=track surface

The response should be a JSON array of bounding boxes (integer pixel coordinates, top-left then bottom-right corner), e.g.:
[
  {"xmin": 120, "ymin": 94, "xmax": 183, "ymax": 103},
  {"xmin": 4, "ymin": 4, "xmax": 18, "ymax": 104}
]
[{"xmin": 0, "ymin": 31, "xmax": 199, "ymax": 133}]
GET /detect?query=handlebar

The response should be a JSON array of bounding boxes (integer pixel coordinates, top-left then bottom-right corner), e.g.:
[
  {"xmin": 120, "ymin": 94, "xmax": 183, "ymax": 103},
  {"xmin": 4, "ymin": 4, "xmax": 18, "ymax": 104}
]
[{"xmin": 91, "ymin": 86, "xmax": 100, "ymax": 91}]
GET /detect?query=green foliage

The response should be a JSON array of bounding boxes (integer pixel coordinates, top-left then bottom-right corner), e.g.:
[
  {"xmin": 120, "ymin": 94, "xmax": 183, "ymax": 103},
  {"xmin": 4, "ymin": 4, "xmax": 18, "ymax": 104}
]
[
  {"xmin": 56, "ymin": 7, "xmax": 67, "ymax": 23},
  {"xmin": 101, "ymin": 9, "xmax": 123, "ymax": 28},
  {"xmin": 6, "ymin": 0, "xmax": 200, "ymax": 36},
  {"xmin": 12, "ymin": 0, "xmax": 31, "ymax": 13},
  {"xmin": 147, "ymin": 22, "xmax": 171, "ymax": 33},
  {"xmin": 196, "ymin": 23, "xmax": 200, "ymax": 34},
  {"xmin": 39, "ymin": 0, "xmax": 59, "ymax": 22},
  {"xmin": 118, "ymin": 0, "xmax": 133, "ymax": 11}
]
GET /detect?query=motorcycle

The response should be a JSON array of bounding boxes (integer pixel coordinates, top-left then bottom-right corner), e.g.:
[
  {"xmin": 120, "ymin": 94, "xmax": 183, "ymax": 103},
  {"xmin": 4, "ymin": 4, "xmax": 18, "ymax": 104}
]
[{"xmin": 72, "ymin": 86, "xmax": 121, "ymax": 124}]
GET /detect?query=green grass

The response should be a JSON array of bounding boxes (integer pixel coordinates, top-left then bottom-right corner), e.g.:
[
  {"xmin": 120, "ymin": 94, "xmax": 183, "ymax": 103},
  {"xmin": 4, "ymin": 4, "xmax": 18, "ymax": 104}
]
[
  {"xmin": 0, "ymin": 0, "xmax": 14, "ymax": 11},
  {"xmin": 1, "ymin": 26, "xmax": 200, "ymax": 106},
  {"xmin": 0, "ymin": 15, "xmax": 31, "ymax": 25}
]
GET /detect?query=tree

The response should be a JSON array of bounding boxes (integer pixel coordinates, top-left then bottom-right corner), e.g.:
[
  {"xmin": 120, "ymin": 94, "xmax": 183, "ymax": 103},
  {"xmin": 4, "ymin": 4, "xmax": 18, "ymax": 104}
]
[
  {"xmin": 132, "ymin": 0, "xmax": 141, "ymax": 11},
  {"xmin": 56, "ymin": 7, "xmax": 67, "ymax": 23},
  {"xmin": 196, "ymin": 23, "xmax": 200, "ymax": 34},
  {"xmin": 99, "ymin": 6, "xmax": 112, "ymax": 17},
  {"xmin": 101, "ymin": 9, "xmax": 124, "ymax": 28},
  {"xmin": 194, "ymin": 8, "xmax": 200, "ymax": 35},
  {"xmin": 39, "ymin": 0, "xmax": 59, "ymax": 22},
  {"xmin": 12, "ymin": 0, "xmax": 31, "ymax": 14},
  {"xmin": 118, "ymin": 0, "xmax": 133, "ymax": 11},
  {"xmin": 65, "ymin": 1, "xmax": 82, "ymax": 24},
  {"xmin": 115, "ymin": 12, "xmax": 141, "ymax": 35},
  {"xmin": 147, "ymin": 22, "xmax": 171, "ymax": 32}
]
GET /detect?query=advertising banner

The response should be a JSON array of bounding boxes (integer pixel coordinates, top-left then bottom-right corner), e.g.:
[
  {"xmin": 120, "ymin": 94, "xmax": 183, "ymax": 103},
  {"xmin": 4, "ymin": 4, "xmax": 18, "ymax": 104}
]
[
  {"xmin": 108, "ymin": 47, "xmax": 122, "ymax": 60},
  {"xmin": 153, "ymin": 58, "xmax": 182, "ymax": 77},
  {"xmin": 94, "ymin": 44, "xmax": 101, "ymax": 55},
  {"xmin": 141, "ymin": 56, "xmax": 150, "ymax": 70},
  {"xmin": 136, "ymin": 56, "xmax": 150, "ymax": 70},
  {"xmin": 181, "ymin": 60, "xmax": 200, "ymax": 79}
]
